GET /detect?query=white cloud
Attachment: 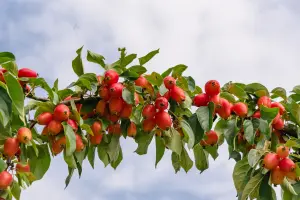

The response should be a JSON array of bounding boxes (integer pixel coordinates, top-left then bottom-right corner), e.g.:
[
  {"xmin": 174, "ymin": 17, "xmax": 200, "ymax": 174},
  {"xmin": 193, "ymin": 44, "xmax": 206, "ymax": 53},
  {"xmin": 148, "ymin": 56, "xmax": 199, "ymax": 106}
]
[{"xmin": 1, "ymin": 0, "xmax": 299, "ymax": 199}]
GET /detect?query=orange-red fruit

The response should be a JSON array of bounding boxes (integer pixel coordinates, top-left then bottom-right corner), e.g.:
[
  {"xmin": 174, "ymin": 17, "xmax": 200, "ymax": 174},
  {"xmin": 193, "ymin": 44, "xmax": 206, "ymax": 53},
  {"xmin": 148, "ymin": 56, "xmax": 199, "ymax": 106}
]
[
  {"xmin": 232, "ymin": 102, "xmax": 248, "ymax": 117},
  {"xmin": 0, "ymin": 68, "xmax": 7, "ymax": 83},
  {"xmin": 120, "ymin": 103, "xmax": 132, "ymax": 118},
  {"xmin": 201, "ymin": 130, "xmax": 219, "ymax": 146},
  {"xmin": 99, "ymin": 86, "xmax": 110, "ymax": 101},
  {"xmin": 109, "ymin": 98, "xmax": 124, "ymax": 114},
  {"xmin": 109, "ymin": 83, "xmax": 124, "ymax": 97},
  {"xmin": 272, "ymin": 113, "xmax": 281, "ymax": 125},
  {"xmin": 67, "ymin": 119, "xmax": 78, "ymax": 132},
  {"xmin": 142, "ymin": 104, "xmax": 156, "ymax": 119},
  {"xmin": 143, "ymin": 118, "xmax": 156, "ymax": 132},
  {"xmin": 4, "ymin": 138, "xmax": 19, "ymax": 158},
  {"xmin": 0, "ymin": 171, "xmax": 13, "ymax": 189},
  {"xmin": 209, "ymin": 94, "xmax": 220, "ymax": 105},
  {"xmin": 107, "ymin": 114, "xmax": 120, "ymax": 123},
  {"xmin": 155, "ymin": 111, "xmax": 172, "ymax": 130},
  {"xmin": 279, "ymin": 158, "xmax": 296, "ymax": 172},
  {"xmin": 48, "ymin": 120, "xmax": 63, "ymax": 135},
  {"xmin": 216, "ymin": 98, "xmax": 232, "ymax": 119},
  {"xmin": 163, "ymin": 91, "xmax": 171, "ymax": 100},
  {"xmin": 127, "ymin": 122, "xmax": 137, "ymax": 137},
  {"xmin": 52, "ymin": 136, "xmax": 66, "ymax": 155},
  {"xmin": 18, "ymin": 68, "xmax": 38, "ymax": 78},
  {"xmin": 271, "ymin": 102, "xmax": 285, "ymax": 115},
  {"xmin": 104, "ymin": 70, "xmax": 119, "ymax": 85},
  {"xmin": 135, "ymin": 76, "xmax": 149, "ymax": 88},
  {"xmin": 107, "ymin": 124, "xmax": 121, "ymax": 135},
  {"xmin": 16, "ymin": 163, "xmax": 30, "ymax": 173},
  {"xmin": 263, "ymin": 153, "xmax": 280, "ymax": 170},
  {"xmin": 273, "ymin": 118, "xmax": 284, "ymax": 130},
  {"xmin": 90, "ymin": 133, "xmax": 103, "ymax": 145},
  {"xmin": 193, "ymin": 93, "xmax": 209, "ymax": 107},
  {"xmin": 163, "ymin": 76, "xmax": 176, "ymax": 89},
  {"xmin": 276, "ymin": 146, "xmax": 289, "ymax": 158},
  {"xmin": 17, "ymin": 127, "xmax": 32, "ymax": 143},
  {"xmin": 53, "ymin": 104, "xmax": 70, "ymax": 121},
  {"xmin": 252, "ymin": 111, "xmax": 261, "ymax": 118},
  {"xmin": 170, "ymin": 86, "xmax": 185, "ymax": 103},
  {"xmin": 271, "ymin": 166, "xmax": 285, "ymax": 185},
  {"xmin": 96, "ymin": 100, "xmax": 107, "ymax": 116},
  {"xmin": 286, "ymin": 171, "xmax": 297, "ymax": 181},
  {"xmin": 37, "ymin": 112, "xmax": 53, "ymax": 125},
  {"xmin": 155, "ymin": 97, "xmax": 169, "ymax": 111},
  {"xmin": 205, "ymin": 80, "xmax": 220, "ymax": 96},
  {"xmin": 257, "ymin": 96, "xmax": 271, "ymax": 108},
  {"xmin": 42, "ymin": 126, "xmax": 48, "ymax": 136},
  {"xmin": 75, "ymin": 134, "xmax": 84, "ymax": 152}
]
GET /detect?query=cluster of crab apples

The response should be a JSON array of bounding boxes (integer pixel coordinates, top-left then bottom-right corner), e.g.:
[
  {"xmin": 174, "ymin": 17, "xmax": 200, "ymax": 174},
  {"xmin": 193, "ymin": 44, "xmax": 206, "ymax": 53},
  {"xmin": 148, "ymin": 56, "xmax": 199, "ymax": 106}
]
[{"xmin": 263, "ymin": 146, "xmax": 297, "ymax": 185}]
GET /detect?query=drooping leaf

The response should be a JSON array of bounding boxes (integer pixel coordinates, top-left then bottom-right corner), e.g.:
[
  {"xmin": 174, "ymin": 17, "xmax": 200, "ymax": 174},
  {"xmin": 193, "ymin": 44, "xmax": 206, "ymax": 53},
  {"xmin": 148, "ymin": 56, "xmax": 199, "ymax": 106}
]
[
  {"xmin": 111, "ymin": 147, "xmax": 123, "ymax": 169},
  {"xmin": 243, "ymin": 120, "xmax": 255, "ymax": 144},
  {"xmin": 28, "ymin": 144, "xmax": 51, "ymax": 180},
  {"xmin": 0, "ymin": 86, "xmax": 12, "ymax": 126},
  {"xmin": 180, "ymin": 119, "xmax": 195, "ymax": 149},
  {"xmin": 62, "ymin": 122, "xmax": 76, "ymax": 156},
  {"xmin": 97, "ymin": 141, "xmax": 110, "ymax": 167},
  {"xmin": 72, "ymin": 46, "xmax": 84, "ymax": 76},
  {"xmin": 241, "ymin": 172, "xmax": 264, "ymax": 200},
  {"xmin": 232, "ymin": 157, "xmax": 251, "ymax": 193},
  {"xmin": 87, "ymin": 145, "xmax": 96, "ymax": 169},
  {"xmin": 180, "ymin": 147, "xmax": 193, "ymax": 173},
  {"xmin": 134, "ymin": 132, "xmax": 154, "ymax": 155},
  {"xmin": 281, "ymin": 178, "xmax": 298, "ymax": 196},
  {"xmin": 10, "ymin": 181, "xmax": 21, "ymax": 200},
  {"xmin": 193, "ymin": 144, "xmax": 209, "ymax": 173},
  {"xmin": 259, "ymin": 174, "xmax": 276, "ymax": 200},
  {"xmin": 248, "ymin": 149, "xmax": 264, "ymax": 168},
  {"xmin": 0, "ymin": 158, "xmax": 7, "ymax": 172},
  {"xmin": 188, "ymin": 113, "xmax": 204, "ymax": 146},
  {"xmin": 155, "ymin": 136, "xmax": 165, "ymax": 168},
  {"xmin": 165, "ymin": 128, "xmax": 182, "ymax": 155},
  {"xmin": 196, "ymin": 106, "xmax": 212, "ymax": 132},
  {"xmin": 65, "ymin": 167, "xmax": 75, "ymax": 189}
]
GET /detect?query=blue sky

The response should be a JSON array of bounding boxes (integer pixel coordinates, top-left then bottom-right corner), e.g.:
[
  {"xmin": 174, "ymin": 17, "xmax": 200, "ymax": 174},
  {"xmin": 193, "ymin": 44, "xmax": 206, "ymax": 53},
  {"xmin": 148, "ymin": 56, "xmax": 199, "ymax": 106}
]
[{"xmin": 1, "ymin": 0, "xmax": 300, "ymax": 199}]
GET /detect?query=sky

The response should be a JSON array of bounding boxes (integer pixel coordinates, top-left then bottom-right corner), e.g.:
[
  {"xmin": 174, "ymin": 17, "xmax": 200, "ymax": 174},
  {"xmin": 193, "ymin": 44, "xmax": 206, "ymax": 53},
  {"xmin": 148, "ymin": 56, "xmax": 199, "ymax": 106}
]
[{"xmin": 1, "ymin": 0, "xmax": 300, "ymax": 199}]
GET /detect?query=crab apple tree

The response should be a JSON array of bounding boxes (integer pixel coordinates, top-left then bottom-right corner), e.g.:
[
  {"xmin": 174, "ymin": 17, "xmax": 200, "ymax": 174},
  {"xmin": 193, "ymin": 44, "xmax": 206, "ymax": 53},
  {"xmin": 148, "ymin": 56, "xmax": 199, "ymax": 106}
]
[{"xmin": 1, "ymin": 48, "xmax": 300, "ymax": 200}]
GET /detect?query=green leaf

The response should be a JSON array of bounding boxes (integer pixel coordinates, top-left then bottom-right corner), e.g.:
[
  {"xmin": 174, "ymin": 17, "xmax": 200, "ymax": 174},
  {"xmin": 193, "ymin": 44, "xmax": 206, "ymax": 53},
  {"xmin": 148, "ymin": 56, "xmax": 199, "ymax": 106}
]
[
  {"xmin": 107, "ymin": 136, "xmax": 121, "ymax": 162},
  {"xmin": 245, "ymin": 83, "xmax": 269, "ymax": 97},
  {"xmin": 4, "ymin": 72, "xmax": 25, "ymax": 123},
  {"xmin": 73, "ymin": 73, "xmax": 98, "ymax": 91},
  {"xmin": 165, "ymin": 128, "xmax": 182, "ymax": 155},
  {"xmin": 292, "ymin": 85, "xmax": 300, "ymax": 95},
  {"xmin": 135, "ymin": 132, "xmax": 154, "ymax": 155},
  {"xmin": 241, "ymin": 172, "xmax": 264, "ymax": 200},
  {"xmin": 74, "ymin": 149, "xmax": 85, "ymax": 177},
  {"xmin": 81, "ymin": 124, "xmax": 93, "ymax": 135},
  {"xmin": 233, "ymin": 157, "xmax": 251, "ymax": 193},
  {"xmin": 0, "ymin": 86, "xmax": 12, "ymax": 126},
  {"xmin": 11, "ymin": 181, "xmax": 21, "ymax": 200},
  {"xmin": 72, "ymin": 46, "xmax": 84, "ymax": 76},
  {"xmin": 87, "ymin": 145, "xmax": 96, "ymax": 169},
  {"xmin": 155, "ymin": 136, "xmax": 165, "ymax": 168},
  {"xmin": 171, "ymin": 152, "xmax": 181, "ymax": 173},
  {"xmin": 205, "ymin": 145, "xmax": 219, "ymax": 160},
  {"xmin": 260, "ymin": 106, "xmax": 279, "ymax": 122},
  {"xmin": 244, "ymin": 120, "xmax": 255, "ymax": 144},
  {"xmin": 62, "ymin": 122, "xmax": 76, "ymax": 156},
  {"xmin": 172, "ymin": 64, "xmax": 188, "ymax": 78},
  {"xmin": 223, "ymin": 119, "xmax": 238, "ymax": 146},
  {"xmin": 248, "ymin": 149, "xmax": 264, "ymax": 168},
  {"xmin": 128, "ymin": 65, "xmax": 147, "ymax": 75},
  {"xmin": 1, "ymin": 61, "xmax": 18, "ymax": 76},
  {"xmin": 144, "ymin": 72, "xmax": 163, "ymax": 86},
  {"xmin": 120, "ymin": 70, "xmax": 139, "ymax": 80},
  {"xmin": 65, "ymin": 167, "xmax": 75, "ymax": 189},
  {"xmin": 180, "ymin": 147, "xmax": 193, "ymax": 173},
  {"xmin": 286, "ymin": 98, "xmax": 300, "ymax": 126},
  {"xmin": 226, "ymin": 83, "xmax": 248, "ymax": 100},
  {"xmin": 161, "ymin": 67, "xmax": 173, "ymax": 78},
  {"xmin": 271, "ymin": 87, "xmax": 287, "ymax": 100},
  {"xmin": 185, "ymin": 76, "xmax": 195, "ymax": 92},
  {"xmin": 111, "ymin": 147, "xmax": 123, "ymax": 169},
  {"xmin": 57, "ymin": 89, "xmax": 75, "ymax": 100},
  {"xmin": 220, "ymin": 92, "xmax": 236, "ymax": 103},
  {"xmin": 196, "ymin": 106, "xmax": 212, "ymax": 132},
  {"xmin": 97, "ymin": 141, "xmax": 110, "ymax": 167},
  {"xmin": 180, "ymin": 120, "xmax": 195, "ymax": 149},
  {"xmin": 0, "ymin": 158, "xmax": 7, "ymax": 172},
  {"xmin": 259, "ymin": 174, "xmax": 276, "ymax": 200},
  {"xmin": 28, "ymin": 78, "xmax": 59, "ymax": 104},
  {"xmin": 63, "ymin": 151, "xmax": 77, "ymax": 168},
  {"xmin": 0, "ymin": 52, "xmax": 15, "ymax": 64},
  {"xmin": 193, "ymin": 144, "xmax": 209, "ymax": 173},
  {"xmin": 139, "ymin": 49, "xmax": 159, "ymax": 65},
  {"xmin": 281, "ymin": 178, "xmax": 298, "ymax": 195},
  {"xmin": 122, "ymin": 87, "xmax": 134, "ymax": 105},
  {"xmin": 87, "ymin": 50, "xmax": 106, "ymax": 68},
  {"xmin": 188, "ymin": 113, "xmax": 204, "ymax": 146},
  {"xmin": 29, "ymin": 144, "xmax": 51, "ymax": 180},
  {"xmin": 121, "ymin": 54, "xmax": 137, "ymax": 67}
]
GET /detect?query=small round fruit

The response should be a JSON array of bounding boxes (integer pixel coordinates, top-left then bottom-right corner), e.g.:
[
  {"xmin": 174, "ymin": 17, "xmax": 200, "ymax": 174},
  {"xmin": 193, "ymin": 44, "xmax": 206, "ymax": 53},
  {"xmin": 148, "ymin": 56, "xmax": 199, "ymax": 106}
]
[
  {"xmin": 120, "ymin": 103, "xmax": 132, "ymax": 118},
  {"xmin": 163, "ymin": 91, "xmax": 171, "ymax": 100},
  {"xmin": 163, "ymin": 76, "xmax": 176, "ymax": 89},
  {"xmin": 155, "ymin": 97, "xmax": 169, "ymax": 111},
  {"xmin": 193, "ymin": 93, "xmax": 209, "ymax": 107},
  {"xmin": 109, "ymin": 83, "xmax": 124, "ymax": 97},
  {"xmin": 52, "ymin": 136, "xmax": 66, "ymax": 155},
  {"xmin": 271, "ymin": 166, "xmax": 285, "ymax": 185},
  {"xmin": 257, "ymin": 96, "xmax": 271, "ymax": 108},
  {"xmin": 276, "ymin": 145, "xmax": 289, "ymax": 158},
  {"xmin": 155, "ymin": 111, "xmax": 172, "ymax": 130},
  {"xmin": 107, "ymin": 123, "xmax": 121, "ymax": 135},
  {"xmin": 205, "ymin": 80, "xmax": 220, "ymax": 96},
  {"xmin": 48, "ymin": 120, "xmax": 63, "ymax": 135},
  {"xmin": 17, "ymin": 127, "xmax": 32, "ymax": 143},
  {"xmin": 42, "ymin": 126, "xmax": 49, "ymax": 136},
  {"xmin": 18, "ymin": 68, "xmax": 38, "ymax": 78},
  {"xmin": 232, "ymin": 102, "xmax": 248, "ymax": 117},
  {"xmin": 104, "ymin": 70, "xmax": 119, "ymax": 85},
  {"xmin": 142, "ymin": 104, "xmax": 156, "ymax": 119},
  {"xmin": 216, "ymin": 98, "xmax": 232, "ymax": 119},
  {"xmin": 67, "ymin": 119, "xmax": 78, "ymax": 132},
  {"xmin": 209, "ymin": 95, "xmax": 220, "ymax": 105},
  {"xmin": 127, "ymin": 122, "xmax": 137, "ymax": 137},
  {"xmin": 37, "ymin": 112, "xmax": 53, "ymax": 125},
  {"xmin": 142, "ymin": 118, "xmax": 156, "ymax": 132},
  {"xmin": 0, "ymin": 171, "xmax": 13, "ymax": 189},
  {"xmin": 75, "ymin": 134, "xmax": 84, "ymax": 152},
  {"xmin": 99, "ymin": 86, "xmax": 110, "ymax": 101},
  {"xmin": 271, "ymin": 102, "xmax": 285, "ymax": 115},
  {"xmin": 90, "ymin": 132, "xmax": 103, "ymax": 145},
  {"xmin": 91, "ymin": 121, "xmax": 102, "ymax": 135},
  {"xmin": 96, "ymin": 100, "xmax": 107, "ymax": 116},
  {"xmin": 263, "ymin": 153, "xmax": 280, "ymax": 170},
  {"xmin": 4, "ymin": 138, "xmax": 19, "ymax": 158},
  {"xmin": 170, "ymin": 86, "xmax": 185, "ymax": 103},
  {"xmin": 109, "ymin": 98, "xmax": 124, "ymax": 114},
  {"xmin": 279, "ymin": 158, "xmax": 296, "ymax": 172},
  {"xmin": 53, "ymin": 104, "xmax": 70, "ymax": 121},
  {"xmin": 252, "ymin": 111, "xmax": 261, "ymax": 118},
  {"xmin": 16, "ymin": 163, "xmax": 30, "ymax": 173},
  {"xmin": 135, "ymin": 76, "xmax": 149, "ymax": 88},
  {"xmin": 273, "ymin": 118, "xmax": 284, "ymax": 130},
  {"xmin": 201, "ymin": 130, "xmax": 218, "ymax": 146}
]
